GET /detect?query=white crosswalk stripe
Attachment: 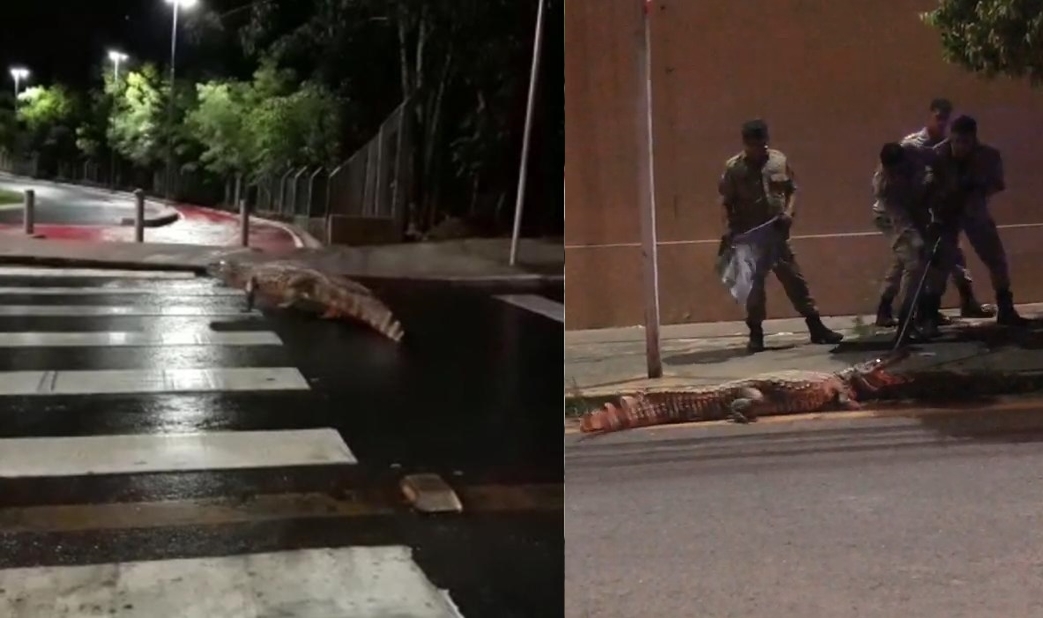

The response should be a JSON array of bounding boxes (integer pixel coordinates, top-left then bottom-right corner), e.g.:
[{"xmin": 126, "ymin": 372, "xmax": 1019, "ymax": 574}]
[{"xmin": 0, "ymin": 266, "xmax": 463, "ymax": 617}]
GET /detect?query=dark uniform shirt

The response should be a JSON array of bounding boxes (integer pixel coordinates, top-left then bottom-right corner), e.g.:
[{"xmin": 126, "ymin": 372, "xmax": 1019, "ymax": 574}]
[{"xmin": 717, "ymin": 148, "xmax": 796, "ymax": 233}]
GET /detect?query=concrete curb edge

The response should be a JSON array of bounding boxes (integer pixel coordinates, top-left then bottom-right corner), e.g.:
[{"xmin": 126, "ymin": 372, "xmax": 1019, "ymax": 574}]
[{"xmin": 0, "ymin": 253, "xmax": 207, "ymax": 274}]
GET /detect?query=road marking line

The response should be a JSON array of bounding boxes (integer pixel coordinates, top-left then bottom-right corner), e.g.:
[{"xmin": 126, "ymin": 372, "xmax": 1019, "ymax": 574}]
[
  {"xmin": 0, "ymin": 267, "xmax": 197, "ymax": 279},
  {"xmin": 0, "ymin": 331, "xmax": 282, "ymax": 347},
  {"xmin": 0, "ymin": 305, "xmax": 259, "ymax": 316},
  {"xmin": 0, "ymin": 547, "xmax": 461, "ymax": 618},
  {"xmin": 0, "ymin": 428, "xmax": 354, "ymax": 477},
  {"xmin": 495, "ymin": 294, "xmax": 564, "ymax": 323},
  {"xmin": 0, "ymin": 492, "xmax": 390, "ymax": 534},
  {"xmin": 0, "ymin": 367, "xmax": 310, "ymax": 396},
  {"xmin": 0, "ymin": 285, "xmax": 239, "ymax": 296}
]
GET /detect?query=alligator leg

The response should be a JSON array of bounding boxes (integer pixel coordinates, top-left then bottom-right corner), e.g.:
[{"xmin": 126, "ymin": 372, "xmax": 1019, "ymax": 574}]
[
  {"xmin": 277, "ymin": 275, "xmax": 311, "ymax": 310},
  {"xmin": 729, "ymin": 387, "xmax": 765, "ymax": 424},
  {"xmin": 837, "ymin": 392, "xmax": 862, "ymax": 410},
  {"xmin": 244, "ymin": 277, "xmax": 257, "ymax": 313}
]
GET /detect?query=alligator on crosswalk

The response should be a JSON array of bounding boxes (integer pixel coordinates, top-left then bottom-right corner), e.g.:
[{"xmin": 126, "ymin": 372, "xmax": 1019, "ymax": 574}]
[{"xmin": 206, "ymin": 259, "xmax": 405, "ymax": 343}]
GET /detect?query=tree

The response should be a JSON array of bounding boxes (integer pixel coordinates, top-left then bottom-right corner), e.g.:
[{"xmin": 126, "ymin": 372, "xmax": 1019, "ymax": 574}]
[
  {"xmin": 922, "ymin": 0, "xmax": 1043, "ymax": 83},
  {"xmin": 184, "ymin": 60, "xmax": 342, "ymax": 181},
  {"xmin": 107, "ymin": 64, "xmax": 166, "ymax": 167},
  {"xmin": 15, "ymin": 84, "xmax": 81, "ymax": 175},
  {"xmin": 186, "ymin": 80, "xmax": 254, "ymax": 176}
]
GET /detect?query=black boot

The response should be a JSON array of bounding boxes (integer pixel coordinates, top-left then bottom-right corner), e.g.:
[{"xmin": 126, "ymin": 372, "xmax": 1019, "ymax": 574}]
[
  {"xmin": 957, "ymin": 282, "xmax": 996, "ymax": 318},
  {"xmin": 916, "ymin": 293, "xmax": 941, "ymax": 339},
  {"xmin": 746, "ymin": 320, "xmax": 765, "ymax": 353},
  {"xmin": 806, "ymin": 315, "xmax": 844, "ymax": 345},
  {"xmin": 875, "ymin": 296, "xmax": 897, "ymax": 327},
  {"xmin": 996, "ymin": 289, "xmax": 1028, "ymax": 326}
]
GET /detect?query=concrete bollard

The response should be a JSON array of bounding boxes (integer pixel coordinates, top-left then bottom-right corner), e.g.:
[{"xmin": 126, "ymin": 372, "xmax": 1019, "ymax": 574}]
[
  {"xmin": 133, "ymin": 189, "xmax": 145, "ymax": 243},
  {"xmin": 23, "ymin": 189, "xmax": 34, "ymax": 235}
]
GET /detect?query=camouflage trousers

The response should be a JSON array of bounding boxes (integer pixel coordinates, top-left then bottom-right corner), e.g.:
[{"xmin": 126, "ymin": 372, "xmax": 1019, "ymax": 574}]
[
  {"xmin": 745, "ymin": 227, "xmax": 820, "ymax": 323},
  {"xmin": 873, "ymin": 213, "xmax": 930, "ymax": 314},
  {"xmin": 879, "ymin": 229, "xmax": 974, "ymax": 300}
]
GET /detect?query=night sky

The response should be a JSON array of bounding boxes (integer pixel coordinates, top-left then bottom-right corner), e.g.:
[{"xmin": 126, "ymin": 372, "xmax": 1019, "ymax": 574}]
[{"xmin": 0, "ymin": 0, "xmax": 247, "ymax": 90}]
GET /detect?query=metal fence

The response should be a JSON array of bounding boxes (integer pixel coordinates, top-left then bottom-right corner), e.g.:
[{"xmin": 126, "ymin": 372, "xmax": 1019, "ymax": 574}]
[{"xmin": 244, "ymin": 99, "xmax": 413, "ymax": 232}]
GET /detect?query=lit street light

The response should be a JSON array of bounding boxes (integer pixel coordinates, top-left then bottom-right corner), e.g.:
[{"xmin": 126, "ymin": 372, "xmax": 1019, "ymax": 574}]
[
  {"xmin": 107, "ymin": 50, "xmax": 129, "ymax": 82},
  {"xmin": 107, "ymin": 51, "xmax": 130, "ymax": 189},
  {"xmin": 163, "ymin": 0, "xmax": 198, "ymax": 198},
  {"xmin": 9, "ymin": 67, "xmax": 29, "ymax": 99}
]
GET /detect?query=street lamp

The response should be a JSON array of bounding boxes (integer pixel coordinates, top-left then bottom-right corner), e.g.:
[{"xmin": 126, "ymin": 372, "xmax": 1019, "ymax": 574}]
[
  {"xmin": 9, "ymin": 67, "xmax": 29, "ymax": 99},
  {"xmin": 107, "ymin": 51, "xmax": 130, "ymax": 189},
  {"xmin": 163, "ymin": 0, "xmax": 198, "ymax": 198},
  {"xmin": 107, "ymin": 50, "xmax": 129, "ymax": 82}
]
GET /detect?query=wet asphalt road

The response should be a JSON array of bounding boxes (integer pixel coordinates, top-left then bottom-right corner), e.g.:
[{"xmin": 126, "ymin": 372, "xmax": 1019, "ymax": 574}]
[
  {"xmin": 0, "ymin": 269, "xmax": 564, "ymax": 617},
  {"xmin": 565, "ymin": 411, "xmax": 1043, "ymax": 618},
  {"xmin": 0, "ymin": 177, "xmax": 159, "ymax": 225}
]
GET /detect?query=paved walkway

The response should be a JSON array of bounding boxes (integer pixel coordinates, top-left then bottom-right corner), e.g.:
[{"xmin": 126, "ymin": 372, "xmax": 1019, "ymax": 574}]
[{"xmin": 566, "ymin": 305, "xmax": 1043, "ymax": 396}]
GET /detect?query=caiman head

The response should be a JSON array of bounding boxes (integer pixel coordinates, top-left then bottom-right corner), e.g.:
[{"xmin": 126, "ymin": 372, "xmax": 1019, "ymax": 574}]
[
  {"xmin": 205, "ymin": 259, "xmax": 248, "ymax": 286},
  {"xmin": 838, "ymin": 348, "xmax": 913, "ymax": 396}
]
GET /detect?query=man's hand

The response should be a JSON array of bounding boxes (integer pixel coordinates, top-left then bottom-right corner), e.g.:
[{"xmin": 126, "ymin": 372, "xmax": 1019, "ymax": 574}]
[{"xmin": 774, "ymin": 212, "xmax": 793, "ymax": 232}]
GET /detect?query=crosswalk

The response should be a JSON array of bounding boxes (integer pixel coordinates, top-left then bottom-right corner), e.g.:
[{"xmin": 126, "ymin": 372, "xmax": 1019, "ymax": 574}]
[{"xmin": 0, "ymin": 266, "xmax": 463, "ymax": 617}]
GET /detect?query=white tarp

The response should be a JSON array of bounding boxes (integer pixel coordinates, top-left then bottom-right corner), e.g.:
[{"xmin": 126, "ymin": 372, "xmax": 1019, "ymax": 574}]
[{"xmin": 716, "ymin": 217, "xmax": 781, "ymax": 306}]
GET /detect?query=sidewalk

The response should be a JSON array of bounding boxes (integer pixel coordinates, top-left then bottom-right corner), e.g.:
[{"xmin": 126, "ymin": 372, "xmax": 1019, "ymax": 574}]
[
  {"xmin": 566, "ymin": 306, "xmax": 1043, "ymax": 412},
  {"xmin": 0, "ymin": 233, "xmax": 565, "ymax": 287}
]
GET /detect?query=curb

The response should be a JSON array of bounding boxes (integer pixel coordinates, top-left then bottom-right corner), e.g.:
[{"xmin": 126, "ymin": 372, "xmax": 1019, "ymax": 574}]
[
  {"xmin": 0, "ymin": 254, "xmax": 207, "ymax": 274},
  {"xmin": 119, "ymin": 210, "xmax": 181, "ymax": 228}
]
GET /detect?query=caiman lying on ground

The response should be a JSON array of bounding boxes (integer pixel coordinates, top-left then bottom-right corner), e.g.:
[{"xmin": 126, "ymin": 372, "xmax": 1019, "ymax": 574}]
[
  {"xmin": 207, "ymin": 259, "xmax": 405, "ymax": 343},
  {"xmin": 578, "ymin": 350, "xmax": 912, "ymax": 434}
]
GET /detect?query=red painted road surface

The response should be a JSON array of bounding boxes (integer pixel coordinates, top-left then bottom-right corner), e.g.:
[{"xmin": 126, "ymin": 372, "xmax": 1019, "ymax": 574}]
[{"xmin": 0, "ymin": 204, "xmax": 300, "ymax": 254}]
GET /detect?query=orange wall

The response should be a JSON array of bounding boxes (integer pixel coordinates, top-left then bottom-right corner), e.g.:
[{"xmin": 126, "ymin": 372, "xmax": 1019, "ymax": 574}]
[{"xmin": 565, "ymin": 0, "xmax": 1043, "ymax": 330}]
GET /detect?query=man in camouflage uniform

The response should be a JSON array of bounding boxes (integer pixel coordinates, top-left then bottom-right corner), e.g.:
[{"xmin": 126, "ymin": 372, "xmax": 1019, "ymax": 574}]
[
  {"xmin": 718, "ymin": 119, "xmax": 844, "ymax": 353},
  {"xmin": 875, "ymin": 98, "xmax": 994, "ymax": 327},
  {"xmin": 871, "ymin": 143, "xmax": 939, "ymax": 343},
  {"xmin": 921, "ymin": 115, "xmax": 1026, "ymax": 326}
]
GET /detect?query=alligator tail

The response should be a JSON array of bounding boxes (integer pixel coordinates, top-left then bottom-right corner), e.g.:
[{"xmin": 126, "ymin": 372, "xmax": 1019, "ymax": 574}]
[{"xmin": 579, "ymin": 391, "xmax": 717, "ymax": 434}]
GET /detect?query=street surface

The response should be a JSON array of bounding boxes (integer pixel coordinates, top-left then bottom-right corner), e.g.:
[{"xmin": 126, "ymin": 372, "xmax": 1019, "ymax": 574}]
[
  {"xmin": 566, "ymin": 412, "xmax": 1043, "ymax": 618},
  {"xmin": 0, "ymin": 176, "xmax": 299, "ymax": 252},
  {"xmin": 0, "ymin": 266, "xmax": 564, "ymax": 617}
]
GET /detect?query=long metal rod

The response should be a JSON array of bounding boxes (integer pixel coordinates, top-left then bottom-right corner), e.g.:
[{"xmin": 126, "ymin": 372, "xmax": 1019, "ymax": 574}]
[
  {"xmin": 165, "ymin": 3, "xmax": 179, "ymax": 199},
  {"xmin": 508, "ymin": 0, "xmax": 546, "ymax": 266},
  {"xmin": 110, "ymin": 58, "xmax": 121, "ymax": 190},
  {"xmin": 636, "ymin": 0, "xmax": 662, "ymax": 378},
  {"xmin": 893, "ymin": 236, "xmax": 941, "ymax": 350}
]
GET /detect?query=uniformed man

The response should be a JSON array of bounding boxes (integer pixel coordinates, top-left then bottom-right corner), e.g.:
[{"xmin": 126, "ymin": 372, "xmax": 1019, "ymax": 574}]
[
  {"xmin": 871, "ymin": 143, "xmax": 935, "ymax": 343},
  {"xmin": 874, "ymin": 98, "xmax": 994, "ymax": 326},
  {"xmin": 718, "ymin": 119, "xmax": 844, "ymax": 352},
  {"xmin": 925, "ymin": 115, "xmax": 1026, "ymax": 326}
]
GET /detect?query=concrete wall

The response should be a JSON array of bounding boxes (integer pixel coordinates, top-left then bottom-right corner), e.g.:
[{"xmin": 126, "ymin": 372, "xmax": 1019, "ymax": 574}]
[{"xmin": 565, "ymin": 0, "xmax": 1043, "ymax": 330}]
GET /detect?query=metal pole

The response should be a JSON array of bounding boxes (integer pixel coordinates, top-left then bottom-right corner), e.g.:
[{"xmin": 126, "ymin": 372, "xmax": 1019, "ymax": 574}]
[
  {"xmin": 110, "ymin": 58, "xmax": 121, "ymax": 190},
  {"xmin": 636, "ymin": 0, "xmax": 662, "ymax": 378},
  {"xmin": 508, "ymin": 0, "xmax": 546, "ymax": 267},
  {"xmin": 165, "ymin": 3, "xmax": 179, "ymax": 200},
  {"xmin": 23, "ymin": 190, "xmax": 34, "ymax": 235},
  {"xmin": 238, "ymin": 175, "xmax": 250, "ymax": 247},
  {"xmin": 133, "ymin": 189, "xmax": 146, "ymax": 242}
]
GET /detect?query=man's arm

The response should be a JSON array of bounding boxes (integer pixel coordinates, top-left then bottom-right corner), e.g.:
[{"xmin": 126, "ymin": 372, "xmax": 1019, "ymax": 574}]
[
  {"xmin": 717, "ymin": 167, "xmax": 738, "ymax": 233},
  {"xmin": 984, "ymin": 147, "xmax": 1005, "ymax": 197},
  {"xmin": 782, "ymin": 162, "xmax": 798, "ymax": 219}
]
